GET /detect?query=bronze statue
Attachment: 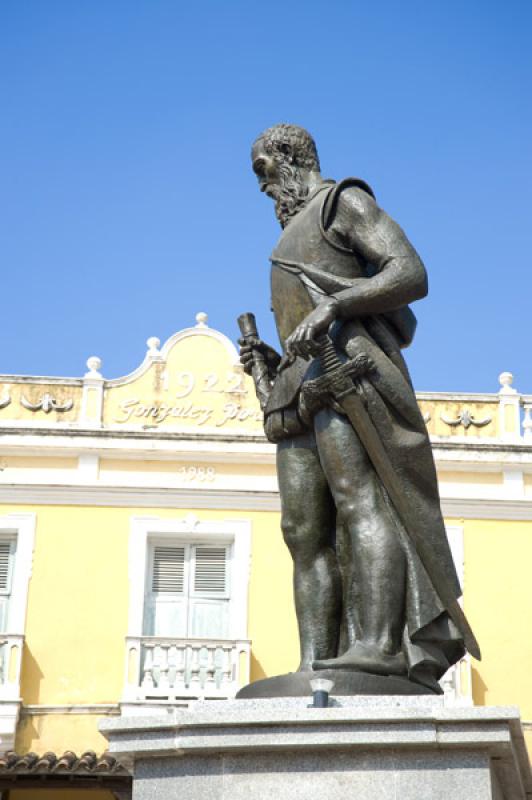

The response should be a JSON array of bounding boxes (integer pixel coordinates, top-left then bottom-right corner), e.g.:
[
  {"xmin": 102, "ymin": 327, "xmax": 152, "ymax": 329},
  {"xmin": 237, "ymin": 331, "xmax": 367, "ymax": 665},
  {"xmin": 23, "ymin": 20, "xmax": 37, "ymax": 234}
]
[{"xmin": 239, "ymin": 124, "xmax": 479, "ymax": 695}]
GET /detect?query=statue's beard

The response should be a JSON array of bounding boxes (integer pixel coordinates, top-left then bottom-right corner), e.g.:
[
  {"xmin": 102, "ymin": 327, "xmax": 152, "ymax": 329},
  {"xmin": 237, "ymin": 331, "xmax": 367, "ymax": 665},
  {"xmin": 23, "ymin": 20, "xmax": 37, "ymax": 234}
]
[{"xmin": 270, "ymin": 163, "xmax": 309, "ymax": 228}]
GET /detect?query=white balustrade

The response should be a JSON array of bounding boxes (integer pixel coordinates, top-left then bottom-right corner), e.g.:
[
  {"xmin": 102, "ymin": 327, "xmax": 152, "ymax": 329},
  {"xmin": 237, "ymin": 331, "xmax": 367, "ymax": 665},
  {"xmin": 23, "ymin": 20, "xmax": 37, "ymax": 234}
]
[
  {"xmin": 0, "ymin": 634, "xmax": 24, "ymax": 699},
  {"xmin": 124, "ymin": 636, "xmax": 251, "ymax": 701},
  {"xmin": 440, "ymin": 654, "xmax": 473, "ymax": 706},
  {"xmin": 522, "ymin": 401, "xmax": 532, "ymax": 440}
]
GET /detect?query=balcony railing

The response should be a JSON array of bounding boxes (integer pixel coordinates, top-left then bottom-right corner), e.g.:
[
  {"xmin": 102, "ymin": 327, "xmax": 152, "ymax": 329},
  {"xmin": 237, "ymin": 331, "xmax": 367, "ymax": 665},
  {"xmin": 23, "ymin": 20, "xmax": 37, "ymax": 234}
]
[
  {"xmin": 440, "ymin": 655, "xmax": 473, "ymax": 706},
  {"xmin": 0, "ymin": 634, "xmax": 24, "ymax": 700},
  {"xmin": 123, "ymin": 636, "xmax": 251, "ymax": 702}
]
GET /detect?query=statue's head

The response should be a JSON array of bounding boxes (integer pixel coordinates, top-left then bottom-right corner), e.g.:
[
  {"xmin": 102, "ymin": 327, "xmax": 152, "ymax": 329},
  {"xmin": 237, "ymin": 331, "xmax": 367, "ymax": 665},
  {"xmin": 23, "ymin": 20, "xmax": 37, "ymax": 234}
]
[{"xmin": 251, "ymin": 124, "xmax": 321, "ymax": 228}]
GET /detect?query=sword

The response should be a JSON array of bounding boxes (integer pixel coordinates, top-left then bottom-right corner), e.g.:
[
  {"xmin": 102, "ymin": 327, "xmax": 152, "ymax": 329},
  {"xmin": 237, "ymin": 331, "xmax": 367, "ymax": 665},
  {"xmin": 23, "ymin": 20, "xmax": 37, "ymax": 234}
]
[{"xmin": 311, "ymin": 333, "xmax": 481, "ymax": 661}]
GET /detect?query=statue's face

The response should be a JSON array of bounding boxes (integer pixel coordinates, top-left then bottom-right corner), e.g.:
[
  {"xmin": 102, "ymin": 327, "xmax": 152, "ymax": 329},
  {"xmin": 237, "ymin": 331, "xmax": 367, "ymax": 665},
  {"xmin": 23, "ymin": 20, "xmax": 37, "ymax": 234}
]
[
  {"xmin": 251, "ymin": 142, "xmax": 283, "ymax": 200},
  {"xmin": 251, "ymin": 138, "xmax": 308, "ymax": 228}
]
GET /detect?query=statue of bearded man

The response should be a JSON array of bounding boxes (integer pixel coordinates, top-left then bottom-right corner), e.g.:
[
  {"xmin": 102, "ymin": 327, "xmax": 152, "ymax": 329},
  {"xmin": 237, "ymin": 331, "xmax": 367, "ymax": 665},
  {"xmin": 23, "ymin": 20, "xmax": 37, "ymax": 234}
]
[{"xmin": 240, "ymin": 123, "xmax": 479, "ymax": 694}]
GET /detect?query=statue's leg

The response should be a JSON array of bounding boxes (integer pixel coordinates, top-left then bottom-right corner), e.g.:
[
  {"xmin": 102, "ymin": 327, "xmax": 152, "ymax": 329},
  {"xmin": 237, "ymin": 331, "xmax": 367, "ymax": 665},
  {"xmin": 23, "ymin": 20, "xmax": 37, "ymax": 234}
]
[
  {"xmin": 312, "ymin": 408, "xmax": 407, "ymax": 675},
  {"xmin": 277, "ymin": 432, "xmax": 341, "ymax": 671}
]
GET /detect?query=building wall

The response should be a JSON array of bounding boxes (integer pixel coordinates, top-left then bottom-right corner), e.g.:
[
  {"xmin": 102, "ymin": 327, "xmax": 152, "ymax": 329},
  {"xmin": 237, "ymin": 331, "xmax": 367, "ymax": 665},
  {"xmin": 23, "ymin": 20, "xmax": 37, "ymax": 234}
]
[
  {"xmin": 5, "ymin": 500, "xmax": 532, "ymax": 755},
  {"xmin": 6, "ymin": 502, "xmax": 296, "ymax": 754},
  {"xmin": 0, "ymin": 316, "xmax": 529, "ymax": 774}
]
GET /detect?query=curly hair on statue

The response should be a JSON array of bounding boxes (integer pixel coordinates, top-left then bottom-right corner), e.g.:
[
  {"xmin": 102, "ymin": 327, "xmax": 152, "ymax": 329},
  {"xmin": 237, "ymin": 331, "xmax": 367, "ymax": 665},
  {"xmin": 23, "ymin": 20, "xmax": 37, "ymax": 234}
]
[{"xmin": 253, "ymin": 124, "xmax": 320, "ymax": 171}]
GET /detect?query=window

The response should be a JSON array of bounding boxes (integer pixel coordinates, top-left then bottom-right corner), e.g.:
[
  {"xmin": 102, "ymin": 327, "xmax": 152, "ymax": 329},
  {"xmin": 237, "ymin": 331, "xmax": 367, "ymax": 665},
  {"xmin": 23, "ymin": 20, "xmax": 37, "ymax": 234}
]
[
  {"xmin": 128, "ymin": 516, "xmax": 251, "ymax": 641},
  {"xmin": 143, "ymin": 542, "xmax": 231, "ymax": 639},
  {"xmin": 0, "ymin": 514, "xmax": 35, "ymax": 634},
  {"xmin": 0, "ymin": 539, "xmax": 15, "ymax": 632}
]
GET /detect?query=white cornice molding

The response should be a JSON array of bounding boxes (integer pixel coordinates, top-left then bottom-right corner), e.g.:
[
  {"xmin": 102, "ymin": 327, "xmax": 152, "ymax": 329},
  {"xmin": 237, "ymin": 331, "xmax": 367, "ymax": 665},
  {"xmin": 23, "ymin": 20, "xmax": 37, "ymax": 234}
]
[
  {"xmin": 0, "ymin": 485, "xmax": 283, "ymax": 510},
  {"xmin": 0, "ymin": 484, "xmax": 530, "ymax": 520},
  {"xmin": 20, "ymin": 703, "xmax": 120, "ymax": 716},
  {"xmin": 0, "ymin": 425, "xmax": 269, "ymax": 446},
  {"xmin": 440, "ymin": 497, "xmax": 532, "ymax": 521},
  {"xmin": 0, "ymin": 430, "xmax": 530, "ymax": 467},
  {"xmin": 0, "ymin": 375, "xmax": 83, "ymax": 386},
  {"xmin": 416, "ymin": 392, "xmax": 500, "ymax": 402},
  {"xmin": 0, "ymin": 432, "xmax": 275, "ymax": 463}
]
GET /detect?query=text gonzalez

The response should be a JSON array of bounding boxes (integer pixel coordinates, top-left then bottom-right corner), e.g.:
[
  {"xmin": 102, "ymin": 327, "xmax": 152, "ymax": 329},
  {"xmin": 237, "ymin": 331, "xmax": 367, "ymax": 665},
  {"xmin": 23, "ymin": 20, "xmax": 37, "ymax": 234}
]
[{"xmin": 113, "ymin": 398, "xmax": 262, "ymax": 427}]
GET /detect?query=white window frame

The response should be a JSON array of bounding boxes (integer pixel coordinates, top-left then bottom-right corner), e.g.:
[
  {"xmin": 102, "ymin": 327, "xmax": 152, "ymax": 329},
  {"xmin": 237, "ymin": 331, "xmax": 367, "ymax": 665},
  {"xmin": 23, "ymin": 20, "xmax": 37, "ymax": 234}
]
[
  {"xmin": 0, "ymin": 513, "xmax": 36, "ymax": 633},
  {"xmin": 128, "ymin": 515, "xmax": 251, "ymax": 640},
  {"xmin": 445, "ymin": 524, "xmax": 464, "ymax": 588}
]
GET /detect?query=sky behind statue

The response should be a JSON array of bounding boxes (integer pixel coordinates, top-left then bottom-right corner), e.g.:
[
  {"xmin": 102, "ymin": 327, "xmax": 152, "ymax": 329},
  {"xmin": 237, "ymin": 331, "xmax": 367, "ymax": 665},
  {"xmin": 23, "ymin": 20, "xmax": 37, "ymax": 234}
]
[{"xmin": 1, "ymin": 0, "xmax": 531, "ymax": 392}]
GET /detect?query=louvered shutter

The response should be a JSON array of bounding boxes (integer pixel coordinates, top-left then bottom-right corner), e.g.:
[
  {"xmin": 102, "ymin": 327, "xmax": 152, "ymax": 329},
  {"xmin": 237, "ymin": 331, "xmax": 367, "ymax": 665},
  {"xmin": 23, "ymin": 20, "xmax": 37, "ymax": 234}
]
[
  {"xmin": 144, "ymin": 545, "xmax": 187, "ymax": 637},
  {"xmin": 0, "ymin": 541, "xmax": 14, "ymax": 632},
  {"xmin": 0, "ymin": 543, "xmax": 12, "ymax": 594},
  {"xmin": 189, "ymin": 545, "xmax": 230, "ymax": 638},
  {"xmin": 194, "ymin": 547, "xmax": 227, "ymax": 594},
  {"xmin": 152, "ymin": 546, "xmax": 185, "ymax": 593}
]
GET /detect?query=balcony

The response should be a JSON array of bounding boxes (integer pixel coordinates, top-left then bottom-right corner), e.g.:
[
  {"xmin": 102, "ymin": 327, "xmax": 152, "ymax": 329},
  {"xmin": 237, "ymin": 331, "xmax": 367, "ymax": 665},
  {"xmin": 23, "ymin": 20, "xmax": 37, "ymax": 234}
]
[
  {"xmin": 0, "ymin": 634, "xmax": 23, "ymax": 751},
  {"xmin": 123, "ymin": 636, "xmax": 251, "ymax": 702},
  {"xmin": 0, "ymin": 634, "xmax": 23, "ymax": 701},
  {"xmin": 440, "ymin": 655, "xmax": 473, "ymax": 706}
]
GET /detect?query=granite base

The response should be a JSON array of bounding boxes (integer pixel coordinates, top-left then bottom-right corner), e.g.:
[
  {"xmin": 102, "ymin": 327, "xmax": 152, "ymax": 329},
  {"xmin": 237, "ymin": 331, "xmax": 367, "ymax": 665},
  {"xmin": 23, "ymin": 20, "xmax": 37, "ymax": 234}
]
[{"xmin": 101, "ymin": 696, "xmax": 532, "ymax": 800}]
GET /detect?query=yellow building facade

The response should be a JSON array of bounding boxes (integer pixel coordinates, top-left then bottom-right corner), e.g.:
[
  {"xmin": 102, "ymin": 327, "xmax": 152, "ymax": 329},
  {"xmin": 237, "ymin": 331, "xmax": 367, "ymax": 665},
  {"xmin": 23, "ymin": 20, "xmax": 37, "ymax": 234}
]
[{"xmin": 0, "ymin": 312, "xmax": 530, "ymax": 797}]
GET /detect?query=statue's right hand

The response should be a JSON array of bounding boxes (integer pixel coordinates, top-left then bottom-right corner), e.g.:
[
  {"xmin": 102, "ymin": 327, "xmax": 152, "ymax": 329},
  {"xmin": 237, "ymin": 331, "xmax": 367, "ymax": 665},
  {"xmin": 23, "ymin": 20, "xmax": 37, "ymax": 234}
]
[{"xmin": 238, "ymin": 337, "xmax": 281, "ymax": 376}]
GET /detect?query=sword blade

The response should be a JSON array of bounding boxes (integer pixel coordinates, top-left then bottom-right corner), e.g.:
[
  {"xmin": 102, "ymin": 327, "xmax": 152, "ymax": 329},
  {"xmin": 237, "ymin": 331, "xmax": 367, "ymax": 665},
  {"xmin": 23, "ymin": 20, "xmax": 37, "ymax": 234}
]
[{"xmin": 337, "ymin": 388, "xmax": 481, "ymax": 661}]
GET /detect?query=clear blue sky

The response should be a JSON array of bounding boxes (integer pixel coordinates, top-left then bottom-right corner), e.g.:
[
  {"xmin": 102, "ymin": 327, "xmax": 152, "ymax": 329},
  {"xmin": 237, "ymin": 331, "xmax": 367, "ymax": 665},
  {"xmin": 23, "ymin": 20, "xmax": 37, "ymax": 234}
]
[{"xmin": 1, "ymin": 1, "xmax": 531, "ymax": 392}]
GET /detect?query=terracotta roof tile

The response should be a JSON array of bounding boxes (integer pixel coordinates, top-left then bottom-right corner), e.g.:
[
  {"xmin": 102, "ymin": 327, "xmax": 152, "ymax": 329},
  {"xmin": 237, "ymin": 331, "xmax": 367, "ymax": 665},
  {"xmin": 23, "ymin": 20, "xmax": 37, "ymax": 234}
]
[{"xmin": 0, "ymin": 750, "xmax": 130, "ymax": 776}]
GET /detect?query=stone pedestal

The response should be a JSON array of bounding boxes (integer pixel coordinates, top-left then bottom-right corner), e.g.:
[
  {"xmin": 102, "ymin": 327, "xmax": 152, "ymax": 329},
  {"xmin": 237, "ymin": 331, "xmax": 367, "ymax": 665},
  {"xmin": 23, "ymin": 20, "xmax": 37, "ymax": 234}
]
[{"xmin": 101, "ymin": 696, "xmax": 532, "ymax": 800}]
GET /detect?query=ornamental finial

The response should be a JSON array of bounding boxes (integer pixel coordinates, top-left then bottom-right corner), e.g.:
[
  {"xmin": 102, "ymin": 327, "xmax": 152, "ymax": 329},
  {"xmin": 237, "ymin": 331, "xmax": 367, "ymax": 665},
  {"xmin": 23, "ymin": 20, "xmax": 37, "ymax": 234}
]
[{"xmin": 85, "ymin": 356, "xmax": 102, "ymax": 378}]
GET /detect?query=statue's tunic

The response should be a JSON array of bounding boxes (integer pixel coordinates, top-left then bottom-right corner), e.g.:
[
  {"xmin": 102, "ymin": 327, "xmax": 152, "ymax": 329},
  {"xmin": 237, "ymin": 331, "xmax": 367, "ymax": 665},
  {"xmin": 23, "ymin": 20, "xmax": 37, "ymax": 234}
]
[{"xmin": 268, "ymin": 180, "xmax": 465, "ymax": 685}]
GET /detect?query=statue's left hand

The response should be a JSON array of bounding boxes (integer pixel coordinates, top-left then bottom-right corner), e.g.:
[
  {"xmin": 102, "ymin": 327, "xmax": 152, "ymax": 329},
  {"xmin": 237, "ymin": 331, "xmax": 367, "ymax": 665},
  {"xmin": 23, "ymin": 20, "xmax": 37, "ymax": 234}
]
[{"xmin": 285, "ymin": 299, "xmax": 339, "ymax": 360}]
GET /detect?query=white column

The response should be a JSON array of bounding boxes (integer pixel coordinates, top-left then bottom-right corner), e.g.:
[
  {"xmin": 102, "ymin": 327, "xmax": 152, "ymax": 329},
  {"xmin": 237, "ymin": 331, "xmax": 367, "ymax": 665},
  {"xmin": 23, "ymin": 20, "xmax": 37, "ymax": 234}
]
[
  {"xmin": 80, "ymin": 356, "xmax": 104, "ymax": 427},
  {"xmin": 498, "ymin": 372, "xmax": 521, "ymax": 442},
  {"xmin": 523, "ymin": 402, "xmax": 532, "ymax": 440}
]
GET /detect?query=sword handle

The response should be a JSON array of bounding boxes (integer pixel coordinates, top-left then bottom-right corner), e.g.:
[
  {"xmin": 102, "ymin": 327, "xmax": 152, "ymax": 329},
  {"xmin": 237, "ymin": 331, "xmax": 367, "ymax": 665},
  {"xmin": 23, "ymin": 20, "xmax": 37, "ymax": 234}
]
[{"xmin": 316, "ymin": 334, "xmax": 342, "ymax": 374}]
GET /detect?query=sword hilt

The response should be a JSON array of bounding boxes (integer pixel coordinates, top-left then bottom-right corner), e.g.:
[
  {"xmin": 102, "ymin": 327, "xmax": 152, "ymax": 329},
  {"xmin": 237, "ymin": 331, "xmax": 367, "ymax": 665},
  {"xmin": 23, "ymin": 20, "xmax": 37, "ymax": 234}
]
[
  {"xmin": 313, "ymin": 334, "xmax": 374, "ymax": 402},
  {"xmin": 316, "ymin": 334, "xmax": 342, "ymax": 373}
]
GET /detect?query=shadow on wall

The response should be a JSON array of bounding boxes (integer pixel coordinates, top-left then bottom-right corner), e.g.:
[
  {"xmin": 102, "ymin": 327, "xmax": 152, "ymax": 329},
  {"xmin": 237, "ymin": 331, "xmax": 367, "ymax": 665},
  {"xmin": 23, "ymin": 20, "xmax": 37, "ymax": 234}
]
[
  {"xmin": 14, "ymin": 712, "xmax": 41, "ymax": 754},
  {"xmin": 249, "ymin": 652, "xmax": 267, "ymax": 683},
  {"xmin": 19, "ymin": 645, "xmax": 44, "ymax": 705},
  {"xmin": 472, "ymin": 667, "xmax": 488, "ymax": 706}
]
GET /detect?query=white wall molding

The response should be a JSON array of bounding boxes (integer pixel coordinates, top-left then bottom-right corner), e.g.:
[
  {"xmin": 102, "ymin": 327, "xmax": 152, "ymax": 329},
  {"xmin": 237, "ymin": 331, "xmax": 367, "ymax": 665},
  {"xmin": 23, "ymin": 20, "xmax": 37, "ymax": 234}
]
[
  {"xmin": 502, "ymin": 467, "xmax": 525, "ymax": 499},
  {"xmin": 77, "ymin": 453, "xmax": 100, "ymax": 482}
]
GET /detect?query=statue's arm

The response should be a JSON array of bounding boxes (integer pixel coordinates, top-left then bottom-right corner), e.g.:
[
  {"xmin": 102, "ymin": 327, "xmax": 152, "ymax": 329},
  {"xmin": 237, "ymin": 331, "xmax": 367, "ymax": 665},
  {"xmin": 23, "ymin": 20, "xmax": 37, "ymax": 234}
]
[
  {"xmin": 328, "ymin": 187, "xmax": 428, "ymax": 317},
  {"xmin": 284, "ymin": 187, "xmax": 428, "ymax": 360}
]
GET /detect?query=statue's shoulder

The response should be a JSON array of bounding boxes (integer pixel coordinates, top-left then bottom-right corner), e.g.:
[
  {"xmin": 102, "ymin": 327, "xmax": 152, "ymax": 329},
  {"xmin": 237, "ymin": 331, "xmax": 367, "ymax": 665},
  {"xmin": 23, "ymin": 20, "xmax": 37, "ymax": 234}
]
[{"xmin": 321, "ymin": 177, "xmax": 376, "ymax": 232}]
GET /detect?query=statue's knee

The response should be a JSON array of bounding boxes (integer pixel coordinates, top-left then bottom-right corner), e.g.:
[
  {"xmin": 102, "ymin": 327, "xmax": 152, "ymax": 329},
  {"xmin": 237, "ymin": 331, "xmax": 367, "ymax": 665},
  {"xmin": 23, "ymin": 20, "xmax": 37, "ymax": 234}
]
[
  {"xmin": 281, "ymin": 516, "xmax": 302, "ymax": 552},
  {"xmin": 281, "ymin": 514, "xmax": 318, "ymax": 557},
  {"xmin": 334, "ymin": 477, "xmax": 382, "ymax": 527},
  {"xmin": 335, "ymin": 498, "xmax": 360, "ymax": 527}
]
